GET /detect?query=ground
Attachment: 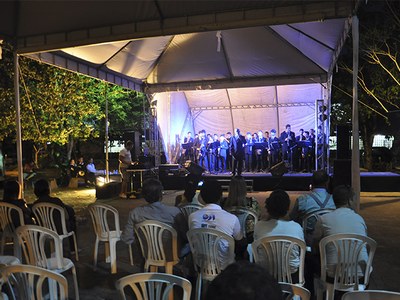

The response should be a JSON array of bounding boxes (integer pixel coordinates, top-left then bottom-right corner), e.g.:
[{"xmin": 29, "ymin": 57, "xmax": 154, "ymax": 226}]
[{"xmin": 7, "ymin": 186, "xmax": 400, "ymax": 299}]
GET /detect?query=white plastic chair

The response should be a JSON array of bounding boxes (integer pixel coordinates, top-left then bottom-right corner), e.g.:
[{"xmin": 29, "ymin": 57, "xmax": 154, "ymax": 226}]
[
  {"xmin": 227, "ymin": 206, "xmax": 258, "ymax": 261},
  {"xmin": 88, "ymin": 203, "xmax": 133, "ymax": 274},
  {"xmin": 115, "ymin": 272, "xmax": 192, "ymax": 300},
  {"xmin": 302, "ymin": 209, "xmax": 334, "ymax": 246},
  {"xmin": 135, "ymin": 220, "xmax": 179, "ymax": 275},
  {"xmin": 342, "ymin": 290, "xmax": 400, "ymax": 300},
  {"xmin": 0, "ymin": 264, "xmax": 68, "ymax": 300},
  {"xmin": 252, "ymin": 235, "xmax": 306, "ymax": 285},
  {"xmin": 32, "ymin": 202, "xmax": 79, "ymax": 261},
  {"xmin": 280, "ymin": 282, "xmax": 311, "ymax": 300},
  {"xmin": 317, "ymin": 234, "xmax": 377, "ymax": 300},
  {"xmin": 187, "ymin": 228, "xmax": 235, "ymax": 300},
  {"xmin": 0, "ymin": 202, "xmax": 25, "ymax": 257},
  {"xmin": 15, "ymin": 225, "xmax": 79, "ymax": 300},
  {"xmin": 179, "ymin": 204, "xmax": 203, "ymax": 221}
]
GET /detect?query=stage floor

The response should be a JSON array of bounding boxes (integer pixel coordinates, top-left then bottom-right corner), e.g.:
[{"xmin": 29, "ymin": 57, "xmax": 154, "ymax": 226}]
[{"xmin": 201, "ymin": 171, "xmax": 400, "ymax": 192}]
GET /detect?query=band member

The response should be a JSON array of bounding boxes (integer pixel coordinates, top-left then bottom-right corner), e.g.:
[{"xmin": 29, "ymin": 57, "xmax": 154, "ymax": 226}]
[
  {"xmin": 254, "ymin": 130, "xmax": 266, "ymax": 172},
  {"xmin": 211, "ymin": 134, "xmax": 220, "ymax": 173},
  {"xmin": 230, "ymin": 128, "xmax": 246, "ymax": 176},
  {"xmin": 193, "ymin": 132, "xmax": 201, "ymax": 164},
  {"xmin": 198, "ymin": 130, "xmax": 209, "ymax": 171},
  {"xmin": 218, "ymin": 134, "xmax": 229, "ymax": 173},
  {"xmin": 244, "ymin": 132, "xmax": 254, "ymax": 172},
  {"xmin": 280, "ymin": 124, "xmax": 296, "ymax": 162},
  {"xmin": 296, "ymin": 129, "xmax": 305, "ymax": 141},
  {"xmin": 183, "ymin": 131, "xmax": 194, "ymax": 161},
  {"xmin": 268, "ymin": 129, "xmax": 281, "ymax": 166},
  {"xmin": 206, "ymin": 134, "xmax": 214, "ymax": 172},
  {"xmin": 301, "ymin": 131, "xmax": 313, "ymax": 172},
  {"xmin": 226, "ymin": 132, "xmax": 232, "ymax": 171}
]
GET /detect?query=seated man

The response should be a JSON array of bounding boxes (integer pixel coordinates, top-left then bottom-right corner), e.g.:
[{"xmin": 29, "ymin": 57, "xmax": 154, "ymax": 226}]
[
  {"xmin": 121, "ymin": 178, "xmax": 188, "ymax": 258},
  {"xmin": 205, "ymin": 261, "xmax": 282, "ymax": 300},
  {"xmin": 188, "ymin": 180, "xmax": 244, "ymax": 265},
  {"xmin": 290, "ymin": 170, "xmax": 335, "ymax": 224},
  {"xmin": 254, "ymin": 189, "xmax": 304, "ymax": 276},
  {"xmin": 312, "ymin": 185, "xmax": 368, "ymax": 277},
  {"xmin": 85, "ymin": 158, "xmax": 98, "ymax": 186},
  {"xmin": 33, "ymin": 179, "xmax": 77, "ymax": 253}
]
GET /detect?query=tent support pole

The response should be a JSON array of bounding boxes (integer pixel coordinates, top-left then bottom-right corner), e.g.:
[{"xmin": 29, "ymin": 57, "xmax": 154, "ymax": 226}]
[
  {"xmin": 274, "ymin": 86, "xmax": 280, "ymax": 134},
  {"xmin": 225, "ymin": 89, "xmax": 235, "ymax": 131},
  {"xmin": 105, "ymin": 83, "xmax": 110, "ymax": 183},
  {"xmin": 352, "ymin": 15, "xmax": 360, "ymax": 212},
  {"xmin": 14, "ymin": 50, "xmax": 24, "ymax": 194}
]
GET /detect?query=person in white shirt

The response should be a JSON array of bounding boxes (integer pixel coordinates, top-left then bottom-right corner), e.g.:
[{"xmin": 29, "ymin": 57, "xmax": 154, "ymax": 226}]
[
  {"xmin": 119, "ymin": 140, "xmax": 133, "ymax": 198},
  {"xmin": 254, "ymin": 189, "xmax": 304, "ymax": 274},
  {"xmin": 85, "ymin": 158, "xmax": 98, "ymax": 186},
  {"xmin": 189, "ymin": 180, "xmax": 244, "ymax": 268}
]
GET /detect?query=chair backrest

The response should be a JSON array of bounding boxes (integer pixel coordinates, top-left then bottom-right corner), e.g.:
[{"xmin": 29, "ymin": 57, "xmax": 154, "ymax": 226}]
[
  {"xmin": 0, "ymin": 264, "xmax": 68, "ymax": 300},
  {"xmin": 15, "ymin": 225, "xmax": 64, "ymax": 269},
  {"xmin": 179, "ymin": 204, "xmax": 203, "ymax": 220},
  {"xmin": 116, "ymin": 272, "xmax": 192, "ymax": 300},
  {"xmin": 252, "ymin": 235, "xmax": 306, "ymax": 285},
  {"xmin": 32, "ymin": 203, "xmax": 68, "ymax": 235},
  {"xmin": 227, "ymin": 207, "xmax": 258, "ymax": 237},
  {"xmin": 319, "ymin": 233, "xmax": 377, "ymax": 290},
  {"xmin": 135, "ymin": 220, "xmax": 179, "ymax": 266},
  {"xmin": 0, "ymin": 202, "xmax": 25, "ymax": 234},
  {"xmin": 280, "ymin": 282, "xmax": 310, "ymax": 300},
  {"xmin": 88, "ymin": 203, "xmax": 120, "ymax": 239},
  {"xmin": 302, "ymin": 209, "xmax": 334, "ymax": 235},
  {"xmin": 186, "ymin": 228, "xmax": 235, "ymax": 281},
  {"xmin": 342, "ymin": 290, "xmax": 400, "ymax": 300}
]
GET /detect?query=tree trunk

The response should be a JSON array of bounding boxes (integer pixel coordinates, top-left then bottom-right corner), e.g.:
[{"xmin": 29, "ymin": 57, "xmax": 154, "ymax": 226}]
[{"xmin": 67, "ymin": 136, "xmax": 74, "ymax": 161}]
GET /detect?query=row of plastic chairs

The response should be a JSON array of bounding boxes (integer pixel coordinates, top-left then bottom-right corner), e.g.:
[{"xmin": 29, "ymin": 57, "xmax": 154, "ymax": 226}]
[{"xmin": 0, "ymin": 202, "xmax": 79, "ymax": 261}]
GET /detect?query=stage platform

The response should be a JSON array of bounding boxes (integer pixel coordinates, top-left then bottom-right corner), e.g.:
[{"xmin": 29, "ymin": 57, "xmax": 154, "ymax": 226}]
[{"xmin": 200, "ymin": 171, "xmax": 400, "ymax": 192}]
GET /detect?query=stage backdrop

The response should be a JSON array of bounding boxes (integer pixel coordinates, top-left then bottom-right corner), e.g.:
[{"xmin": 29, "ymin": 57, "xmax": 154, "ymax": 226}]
[{"xmin": 156, "ymin": 83, "xmax": 325, "ymax": 163}]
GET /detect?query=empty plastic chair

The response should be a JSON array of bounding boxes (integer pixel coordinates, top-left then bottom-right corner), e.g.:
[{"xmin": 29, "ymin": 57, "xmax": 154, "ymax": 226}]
[
  {"xmin": 342, "ymin": 290, "xmax": 400, "ymax": 300},
  {"xmin": 115, "ymin": 272, "xmax": 192, "ymax": 300},
  {"xmin": 280, "ymin": 282, "xmax": 311, "ymax": 300}
]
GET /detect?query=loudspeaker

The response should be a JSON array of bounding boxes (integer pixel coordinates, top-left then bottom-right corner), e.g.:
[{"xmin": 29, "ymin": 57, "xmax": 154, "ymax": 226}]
[
  {"xmin": 269, "ymin": 161, "xmax": 288, "ymax": 177},
  {"xmin": 123, "ymin": 131, "xmax": 141, "ymax": 161},
  {"xmin": 184, "ymin": 161, "xmax": 205, "ymax": 176},
  {"xmin": 96, "ymin": 182, "xmax": 121, "ymax": 199},
  {"xmin": 336, "ymin": 125, "xmax": 351, "ymax": 159},
  {"xmin": 332, "ymin": 159, "xmax": 351, "ymax": 188}
]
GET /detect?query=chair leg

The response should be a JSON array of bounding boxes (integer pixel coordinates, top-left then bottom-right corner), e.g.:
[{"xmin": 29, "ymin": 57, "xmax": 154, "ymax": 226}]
[
  {"xmin": 93, "ymin": 238, "xmax": 99, "ymax": 268},
  {"xmin": 105, "ymin": 241, "xmax": 110, "ymax": 263},
  {"xmin": 325, "ymin": 283, "xmax": 334, "ymax": 300},
  {"xmin": 109, "ymin": 239, "xmax": 117, "ymax": 274},
  {"xmin": 71, "ymin": 265, "xmax": 80, "ymax": 300},
  {"xmin": 72, "ymin": 233, "xmax": 79, "ymax": 261},
  {"xmin": 195, "ymin": 273, "xmax": 202, "ymax": 300},
  {"xmin": 315, "ymin": 277, "xmax": 324, "ymax": 300},
  {"xmin": 165, "ymin": 263, "xmax": 173, "ymax": 275},
  {"xmin": 0, "ymin": 233, "xmax": 6, "ymax": 255},
  {"xmin": 128, "ymin": 244, "xmax": 133, "ymax": 266}
]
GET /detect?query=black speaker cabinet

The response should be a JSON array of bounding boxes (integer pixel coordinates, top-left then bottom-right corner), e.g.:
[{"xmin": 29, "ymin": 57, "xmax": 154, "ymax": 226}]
[
  {"xmin": 96, "ymin": 181, "xmax": 121, "ymax": 199},
  {"xmin": 336, "ymin": 125, "xmax": 351, "ymax": 159},
  {"xmin": 269, "ymin": 161, "xmax": 288, "ymax": 177},
  {"xmin": 332, "ymin": 159, "xmax": 351, "ymax": 188}
]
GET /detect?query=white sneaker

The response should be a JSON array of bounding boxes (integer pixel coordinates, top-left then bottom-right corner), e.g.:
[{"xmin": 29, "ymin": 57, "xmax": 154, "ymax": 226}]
[{"xmin": 119, "ymin": 193, "xmax": 127, "ymax": 198}]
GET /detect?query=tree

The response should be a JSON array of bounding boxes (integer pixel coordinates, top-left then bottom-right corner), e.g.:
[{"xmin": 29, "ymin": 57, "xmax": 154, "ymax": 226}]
[
  {"xmin": 332, "ymin": 0, "xmax": 400, "ymax": 170},
  {"xmin": 0, "ymin": 44, "xmax": 147, "ymax": 167}
]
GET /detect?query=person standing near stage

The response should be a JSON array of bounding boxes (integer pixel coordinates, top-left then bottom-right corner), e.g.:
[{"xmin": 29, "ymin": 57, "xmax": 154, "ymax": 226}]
[
  {"xmin": 226, "ymin": 132, "xmax": 232, "ymax": 171},
  {"xmin": 230, "ymin": 128, "xmax": 246, "ymax": 176},
  {"xmin": 183, "ymin": 131, "xmax": 194, "ymax": 161},
  {"xmin": 119, "ymin": 140, "xmax": 133, "ymax": 198},
  {"xmin": 255, "ymin": 130, "xmax": 266, "ymax": 172},
  {"xmin": 280, "ymin": 124, "xmax": 296, "ymax": 162}
]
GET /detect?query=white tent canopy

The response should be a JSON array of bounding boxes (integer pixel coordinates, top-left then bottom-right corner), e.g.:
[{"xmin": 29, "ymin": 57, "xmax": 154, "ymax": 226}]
[{"xmin": 0, "ymin": 0, "xmax": 359, "ymax": 185}]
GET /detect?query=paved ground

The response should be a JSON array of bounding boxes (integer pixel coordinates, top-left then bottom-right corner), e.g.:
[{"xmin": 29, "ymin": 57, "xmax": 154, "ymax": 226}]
[{"xmin": 7, "ymin": 187, "xmax": 400, "ymax": 299}]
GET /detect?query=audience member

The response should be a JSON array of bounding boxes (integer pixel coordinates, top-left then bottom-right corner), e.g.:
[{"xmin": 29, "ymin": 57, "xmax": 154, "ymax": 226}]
[
  {"xmin": 254, "ymin": 189, "xmax": 304, "ymax": 275},
  {"xmin": 121, "ymin": 178, "xmax": 188, "ymax": 257},
  {"xmin": 205, "ymin": 261, "xmax": 282, "ymax": 300},
  {"xmin": 33, "ymin": 179, "xmax": 77, "ymax": 252},
  {"xmin": 85, "ymin": 158, "xmax": 97, "ymax": 186},
  {"xmin": 189, "ymin": 180, "xmax": 245, "ymax": 265},
  {"xmin": 175, "ymin": 175, "xmax": 201, "ymax": 207},
  {"xmin": 221, "ymin": 176, "xmax": 260, "ymax": 242},
  {"xmin": 76, "ymin": 156, "xmax": 85, "ymax": 178},
  {"xmin": 312, "ymin": 185, "xmax": 368, "ymax": 276},
  {"xmin": 2, "ymin": 180, "xmax": 34, "ymax": 225},
  {"xmin": 68, "ymin": 159, "xmax": 77, "ymax": 178},
  {"xmin": 290, "ymin": 170, "xmax": 335, "ymax": 223}
]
